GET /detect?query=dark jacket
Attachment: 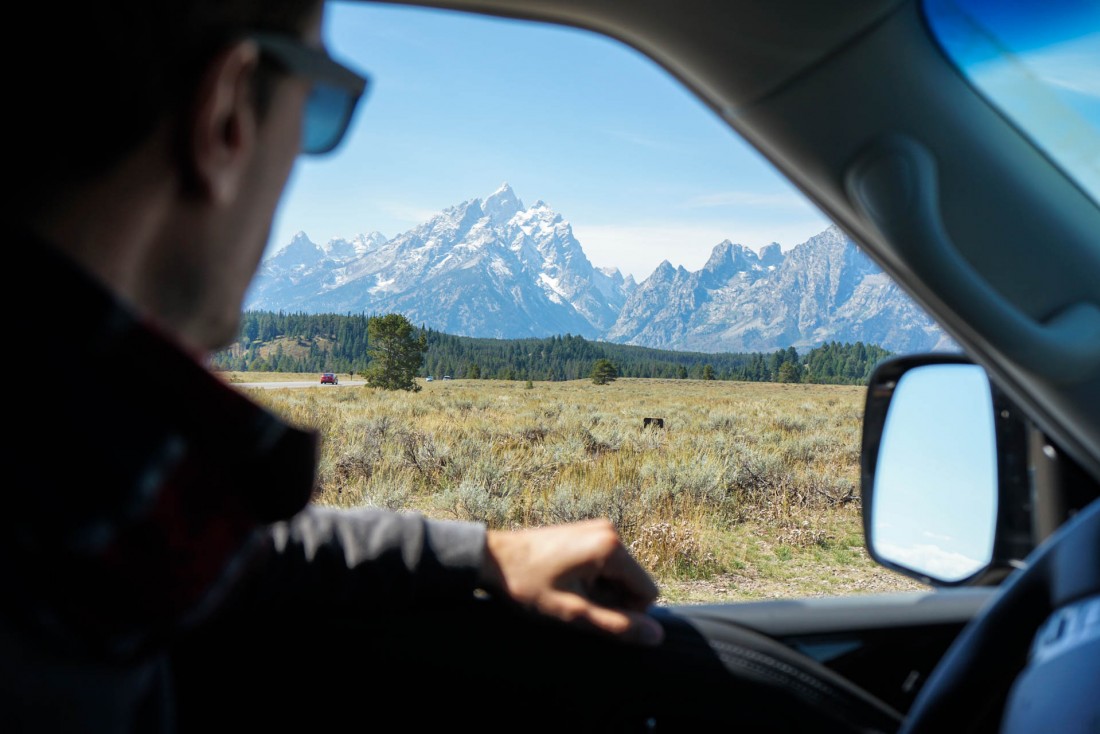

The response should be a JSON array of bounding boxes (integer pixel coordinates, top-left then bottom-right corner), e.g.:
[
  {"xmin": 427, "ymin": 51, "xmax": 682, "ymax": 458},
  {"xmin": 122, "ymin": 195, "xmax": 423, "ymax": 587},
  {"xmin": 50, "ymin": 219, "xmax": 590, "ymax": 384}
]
[{"xmin": 1, "ymin": 236, "xmax": 487, "ymax": 732}]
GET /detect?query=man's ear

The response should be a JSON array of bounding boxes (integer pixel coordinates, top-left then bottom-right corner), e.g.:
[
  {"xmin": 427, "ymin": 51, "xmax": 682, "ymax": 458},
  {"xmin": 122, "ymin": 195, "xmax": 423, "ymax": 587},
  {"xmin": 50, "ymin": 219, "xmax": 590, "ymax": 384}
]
[{"xmin": 185, "ymin": 41, "xmax": 262, "ymax": 205}]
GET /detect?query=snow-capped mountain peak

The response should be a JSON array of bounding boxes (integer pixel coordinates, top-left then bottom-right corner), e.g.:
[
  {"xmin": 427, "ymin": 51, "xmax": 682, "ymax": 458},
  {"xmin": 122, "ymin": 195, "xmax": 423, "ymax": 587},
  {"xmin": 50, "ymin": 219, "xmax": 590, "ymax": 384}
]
[
  {"xmin": 759, "ymin": 242, "xmax": 783, "ymax": 266},
  {"xmin": 245, "ymin": 186, "xmax": 635, "ymax": 339},
  {"xmin": 321, "ymin": 231, "xmax": 388, "ymax": 261},
  {"xmin": 278, "ymin": 230, "xmax": 320, "ymax": 257},
  {"xmin": 483, "ymin": 182, "xmax": 524, "ymax": 225},
  {"xmin": 605, "ymin": 224, "xmax": 951, "ymax": 352},
  {"xmin": 246, "ymin": 188, "xmax": 948, "ymax": 353}
]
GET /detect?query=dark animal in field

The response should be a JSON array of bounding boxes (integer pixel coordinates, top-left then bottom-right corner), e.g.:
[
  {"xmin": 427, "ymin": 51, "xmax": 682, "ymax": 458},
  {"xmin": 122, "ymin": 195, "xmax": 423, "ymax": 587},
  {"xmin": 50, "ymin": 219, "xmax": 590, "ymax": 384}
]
[{"xmin": 643, "ymin": 418, "xmax": 665, "ymax": 429}]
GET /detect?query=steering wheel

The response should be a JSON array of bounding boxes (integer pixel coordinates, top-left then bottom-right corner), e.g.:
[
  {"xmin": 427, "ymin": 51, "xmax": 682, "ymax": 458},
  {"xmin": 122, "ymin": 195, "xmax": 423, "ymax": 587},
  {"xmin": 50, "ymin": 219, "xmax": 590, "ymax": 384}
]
[
  {"xmin": 638, "ymin": 605, "xmax": 905, "ymax": 733},
  {"xmin": 898, "ymin": 497, "xmax": 1100, "ymax": 733}
]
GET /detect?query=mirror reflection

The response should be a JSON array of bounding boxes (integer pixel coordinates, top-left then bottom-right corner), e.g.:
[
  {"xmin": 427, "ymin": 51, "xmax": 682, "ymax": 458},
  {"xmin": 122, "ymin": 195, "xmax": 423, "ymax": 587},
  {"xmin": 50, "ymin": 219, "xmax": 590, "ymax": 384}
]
[{"xmin": 872, "ymin": 364, "xmax": 998, "ymax": 582}]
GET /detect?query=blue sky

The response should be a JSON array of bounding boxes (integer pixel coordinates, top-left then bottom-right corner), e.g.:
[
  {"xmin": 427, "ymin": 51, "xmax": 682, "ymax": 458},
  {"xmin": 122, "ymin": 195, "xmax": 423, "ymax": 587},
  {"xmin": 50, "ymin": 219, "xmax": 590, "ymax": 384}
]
[
  {"xmin": 269, "ymin": 1, "xmax": 832, "ymax": 281},
  {"xmin": 924, "ymin": 0, "xmax": 1100, "ymax": 209}
]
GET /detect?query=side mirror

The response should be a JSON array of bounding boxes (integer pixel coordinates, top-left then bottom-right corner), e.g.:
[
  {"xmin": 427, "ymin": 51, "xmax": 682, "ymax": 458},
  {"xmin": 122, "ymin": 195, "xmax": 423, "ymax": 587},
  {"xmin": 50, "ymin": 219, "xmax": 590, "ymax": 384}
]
[{"xmin": 861, "ymin": 354, "xmax": 1033, "ymax": 586}]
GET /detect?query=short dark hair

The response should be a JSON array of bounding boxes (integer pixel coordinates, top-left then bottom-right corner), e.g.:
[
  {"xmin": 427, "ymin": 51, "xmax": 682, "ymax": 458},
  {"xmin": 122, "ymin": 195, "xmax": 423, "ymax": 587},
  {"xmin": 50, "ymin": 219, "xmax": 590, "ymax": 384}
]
[{"xmin": 10, "ymin": 0, "xmax": 321, "ymax": 214}]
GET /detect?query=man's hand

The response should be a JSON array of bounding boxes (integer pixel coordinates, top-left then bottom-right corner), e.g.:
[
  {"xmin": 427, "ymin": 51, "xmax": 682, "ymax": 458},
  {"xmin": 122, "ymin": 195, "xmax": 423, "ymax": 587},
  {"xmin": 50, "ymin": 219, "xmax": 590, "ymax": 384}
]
[{"xmin": 480, "ymin": 519, "xmax": 665, "ymax": 646}]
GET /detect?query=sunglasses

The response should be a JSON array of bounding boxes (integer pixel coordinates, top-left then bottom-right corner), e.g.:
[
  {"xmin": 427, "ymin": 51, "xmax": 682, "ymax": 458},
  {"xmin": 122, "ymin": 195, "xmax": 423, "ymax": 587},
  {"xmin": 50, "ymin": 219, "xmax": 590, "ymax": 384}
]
[{"xmin": 250, "ymin": 32, "xmax": 370, "ymax": 155}]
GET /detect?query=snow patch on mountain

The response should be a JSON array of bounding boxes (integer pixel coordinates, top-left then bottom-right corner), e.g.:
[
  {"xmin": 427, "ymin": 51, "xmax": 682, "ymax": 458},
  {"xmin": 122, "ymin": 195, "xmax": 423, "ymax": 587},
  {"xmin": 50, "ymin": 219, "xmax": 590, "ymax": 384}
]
[
  {"xmin": 606, "ymin": 224, "xmax": 952, "ymax": 353},
  {"xmin": 245, "ymin": 184, "xmax": 633, "ymax": 339},
  {"xmin": 246, "ymin": 188, "xmax": 948, "ymax": 353}
]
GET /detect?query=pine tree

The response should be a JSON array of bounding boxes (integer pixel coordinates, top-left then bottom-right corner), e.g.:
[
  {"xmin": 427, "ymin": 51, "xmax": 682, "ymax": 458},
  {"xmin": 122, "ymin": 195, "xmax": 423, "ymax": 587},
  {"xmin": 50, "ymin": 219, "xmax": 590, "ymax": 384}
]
[
  {"xmin": 362, "ymin": 314, "xmax": 427, "ymax": 392},
  {"xmin": 777, "ymin": 360, "xmax": 802, "ymax": 383},
  {"xmin": 591, "ymin": 358, "xmax": 618, "ymax": 385}
]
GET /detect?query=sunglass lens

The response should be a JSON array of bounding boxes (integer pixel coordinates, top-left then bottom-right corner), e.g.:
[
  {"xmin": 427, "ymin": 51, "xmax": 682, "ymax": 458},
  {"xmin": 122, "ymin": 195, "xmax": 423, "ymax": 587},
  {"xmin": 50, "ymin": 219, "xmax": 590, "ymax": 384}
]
[{"xmin": 302, "ymin": 84, "xmax": 358, "ymax": 154}]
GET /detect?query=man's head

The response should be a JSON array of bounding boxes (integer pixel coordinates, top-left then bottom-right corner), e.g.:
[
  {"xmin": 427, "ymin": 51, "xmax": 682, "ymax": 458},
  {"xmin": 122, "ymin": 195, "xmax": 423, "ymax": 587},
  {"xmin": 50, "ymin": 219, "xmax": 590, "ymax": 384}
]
[
  {"xmin": 16, "ymin": 1, "xmax": 325, "ymax": 211},
  {"xmin": 14, "ymin": 0, "xmax": 367, "ymax": 353}
]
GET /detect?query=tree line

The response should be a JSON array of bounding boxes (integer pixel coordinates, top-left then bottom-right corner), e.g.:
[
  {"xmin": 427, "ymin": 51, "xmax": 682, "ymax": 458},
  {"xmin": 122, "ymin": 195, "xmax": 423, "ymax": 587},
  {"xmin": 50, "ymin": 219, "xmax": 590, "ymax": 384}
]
[{"xmin": 208, "ymin": 310, "xmax": 892, "ymax": 385}]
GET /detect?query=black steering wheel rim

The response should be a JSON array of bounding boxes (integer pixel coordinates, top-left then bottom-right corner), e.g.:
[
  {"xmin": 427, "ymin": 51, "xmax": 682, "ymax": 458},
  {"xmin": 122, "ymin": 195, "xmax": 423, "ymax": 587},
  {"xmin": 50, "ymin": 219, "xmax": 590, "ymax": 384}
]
[{"xmin": 645, "ymin": 606, "xmax": 905, "ymax": 733}]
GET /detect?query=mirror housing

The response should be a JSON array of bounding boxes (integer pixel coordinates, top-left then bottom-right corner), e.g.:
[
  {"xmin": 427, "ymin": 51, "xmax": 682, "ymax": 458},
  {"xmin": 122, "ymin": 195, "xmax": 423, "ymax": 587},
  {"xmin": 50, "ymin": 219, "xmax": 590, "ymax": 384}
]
[{"xmin": 861, "ymin": 354, "xmax": 1034, "ymax": 586}]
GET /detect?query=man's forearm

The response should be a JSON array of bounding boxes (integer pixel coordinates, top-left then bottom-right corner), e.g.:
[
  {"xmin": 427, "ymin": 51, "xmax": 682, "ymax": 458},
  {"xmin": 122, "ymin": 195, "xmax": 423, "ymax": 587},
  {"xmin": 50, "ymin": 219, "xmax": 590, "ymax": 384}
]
[{"xmin": 232, "ymin": 506, "xmax": 488, "ymax": 614}]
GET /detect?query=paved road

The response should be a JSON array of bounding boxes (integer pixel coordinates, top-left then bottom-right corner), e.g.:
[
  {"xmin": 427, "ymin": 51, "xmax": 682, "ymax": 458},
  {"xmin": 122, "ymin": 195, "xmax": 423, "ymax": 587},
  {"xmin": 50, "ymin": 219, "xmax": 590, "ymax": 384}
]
[{"xmin": 233, "ymin": 380, "xmax": 367, "ymax": 389}]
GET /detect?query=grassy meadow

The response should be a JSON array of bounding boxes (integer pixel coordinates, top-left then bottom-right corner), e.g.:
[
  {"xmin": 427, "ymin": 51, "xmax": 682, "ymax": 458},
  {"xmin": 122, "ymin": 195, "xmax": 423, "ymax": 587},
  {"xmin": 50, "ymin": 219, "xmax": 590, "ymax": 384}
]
[{"xmin": 223, "ymin": 374, "xmax": 924, "ymax": 604}]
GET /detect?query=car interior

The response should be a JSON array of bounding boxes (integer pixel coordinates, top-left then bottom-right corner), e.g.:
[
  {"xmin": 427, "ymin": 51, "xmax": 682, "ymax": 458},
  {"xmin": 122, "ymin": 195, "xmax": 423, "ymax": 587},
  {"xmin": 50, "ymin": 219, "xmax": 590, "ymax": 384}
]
[{"xmin": 172, "ymin": 0, "xmax": 1100, "ymax": 732}]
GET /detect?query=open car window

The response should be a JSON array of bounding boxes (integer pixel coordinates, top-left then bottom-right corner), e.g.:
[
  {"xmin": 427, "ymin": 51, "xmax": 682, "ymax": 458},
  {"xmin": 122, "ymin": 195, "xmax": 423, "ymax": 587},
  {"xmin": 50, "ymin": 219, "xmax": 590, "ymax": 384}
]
[{"xmin": 229, "ymin": 0, "xmax": 976, "ymax": 604}]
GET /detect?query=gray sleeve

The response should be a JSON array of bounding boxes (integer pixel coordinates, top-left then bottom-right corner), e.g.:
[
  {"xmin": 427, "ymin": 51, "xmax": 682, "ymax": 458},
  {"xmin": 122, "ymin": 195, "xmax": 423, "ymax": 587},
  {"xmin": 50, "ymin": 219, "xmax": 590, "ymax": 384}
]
[{"xmin": 235, "ymin": 505, "xmax": 488, "ymax": 613}]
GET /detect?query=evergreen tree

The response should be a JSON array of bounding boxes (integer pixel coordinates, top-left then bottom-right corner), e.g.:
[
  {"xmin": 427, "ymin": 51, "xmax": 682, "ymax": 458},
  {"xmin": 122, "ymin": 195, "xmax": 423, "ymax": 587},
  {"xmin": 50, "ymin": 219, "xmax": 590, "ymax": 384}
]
[
  {"xmin": 777, "ymin": 360, "xmax": 802, "ymax": 383},
  {"xmin": 362, "ymin": 314, "xmax": 427, "ymax": 392},
  {"xmin": 590, "ymin": 358, "xmax": 618, "ymax": 385}
]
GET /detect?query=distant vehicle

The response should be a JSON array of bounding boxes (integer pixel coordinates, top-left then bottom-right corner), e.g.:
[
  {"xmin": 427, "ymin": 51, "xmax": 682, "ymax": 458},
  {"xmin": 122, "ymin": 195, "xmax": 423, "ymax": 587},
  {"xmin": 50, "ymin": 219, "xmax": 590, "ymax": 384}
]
[
  {"xmin": 442, "ymin": 375, "xmax": 452, "ymax": 380},
  {"xmin": 320, "ymin": 372, "xmax": 338, "ymax": 385},
  {"xmin": 426, "ymin": 376, "xmax": 434, "ymax": 382}
]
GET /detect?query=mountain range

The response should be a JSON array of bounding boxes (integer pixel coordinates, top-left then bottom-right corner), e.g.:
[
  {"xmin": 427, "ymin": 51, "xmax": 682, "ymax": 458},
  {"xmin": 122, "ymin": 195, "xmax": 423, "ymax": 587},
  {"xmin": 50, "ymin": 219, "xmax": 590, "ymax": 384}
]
[{"xmin": 245, "ymin": 184, "xmax": 953, "ymax": 353}]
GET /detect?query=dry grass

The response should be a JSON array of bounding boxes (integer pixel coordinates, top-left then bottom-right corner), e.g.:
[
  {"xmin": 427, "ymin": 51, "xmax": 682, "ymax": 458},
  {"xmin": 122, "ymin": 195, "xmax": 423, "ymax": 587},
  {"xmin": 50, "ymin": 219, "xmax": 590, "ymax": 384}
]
[{"xmin": 235, "ymin": 376, "xmax": 923, "ymax": 603}]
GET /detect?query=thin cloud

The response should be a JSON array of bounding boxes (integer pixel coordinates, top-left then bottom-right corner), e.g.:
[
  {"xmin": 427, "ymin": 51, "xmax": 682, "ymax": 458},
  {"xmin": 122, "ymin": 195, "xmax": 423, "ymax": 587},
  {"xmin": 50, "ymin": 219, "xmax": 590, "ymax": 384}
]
[
  {"xmin": 1028, "ymin": 35, "xmax": 1100, "ymax": 98},
  {"xmin": 877, "ymin": 541, "xmax": 984, "ymax": 582},
  {"xmin": 603, "ymin": 128, "xmax": 680, "ymax": 151},
  {"xmin": 1043, "ymin": 73, "xmax": 1100, "ymax": 98},
  {"xmin": 685, "ymin": 190, "xmax": 817, "ymax": 210},
  {"xmin": 921, "ymin": 530, "xmax": 954, "ymax": 543},
  {"xmin": 377, "ymin": 200, "xmax": 446, "ymax": 226}
]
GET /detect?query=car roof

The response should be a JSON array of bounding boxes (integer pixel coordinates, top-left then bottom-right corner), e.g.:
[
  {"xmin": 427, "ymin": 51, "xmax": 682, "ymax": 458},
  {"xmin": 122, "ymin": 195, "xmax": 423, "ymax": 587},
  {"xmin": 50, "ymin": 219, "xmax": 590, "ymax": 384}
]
[{"xmin": 363, "ymin": 0, "xmax": 1100, "ymax": 483}]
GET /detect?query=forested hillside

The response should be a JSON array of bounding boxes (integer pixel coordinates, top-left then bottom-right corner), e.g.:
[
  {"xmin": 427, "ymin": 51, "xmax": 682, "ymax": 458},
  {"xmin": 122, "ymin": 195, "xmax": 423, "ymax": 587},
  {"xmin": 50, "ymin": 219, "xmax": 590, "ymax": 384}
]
[{"xmin": 210, "ymin": 311, "xmax": 892, "ymax": 385}]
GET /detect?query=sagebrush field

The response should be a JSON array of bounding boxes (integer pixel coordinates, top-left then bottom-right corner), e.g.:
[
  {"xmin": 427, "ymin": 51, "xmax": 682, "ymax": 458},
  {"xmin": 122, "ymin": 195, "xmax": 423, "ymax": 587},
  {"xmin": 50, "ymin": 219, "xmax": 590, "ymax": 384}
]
[{"xmin": 227, "ymin": 375, "xmax": 923, "ymax": 603}]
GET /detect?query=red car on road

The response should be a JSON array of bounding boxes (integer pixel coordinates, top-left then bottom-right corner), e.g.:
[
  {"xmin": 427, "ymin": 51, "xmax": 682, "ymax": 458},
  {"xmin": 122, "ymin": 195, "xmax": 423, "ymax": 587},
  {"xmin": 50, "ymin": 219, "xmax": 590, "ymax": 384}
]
[{"xmin": 320, "ymin": 372, "xmax": 338, "ymax": 385}]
